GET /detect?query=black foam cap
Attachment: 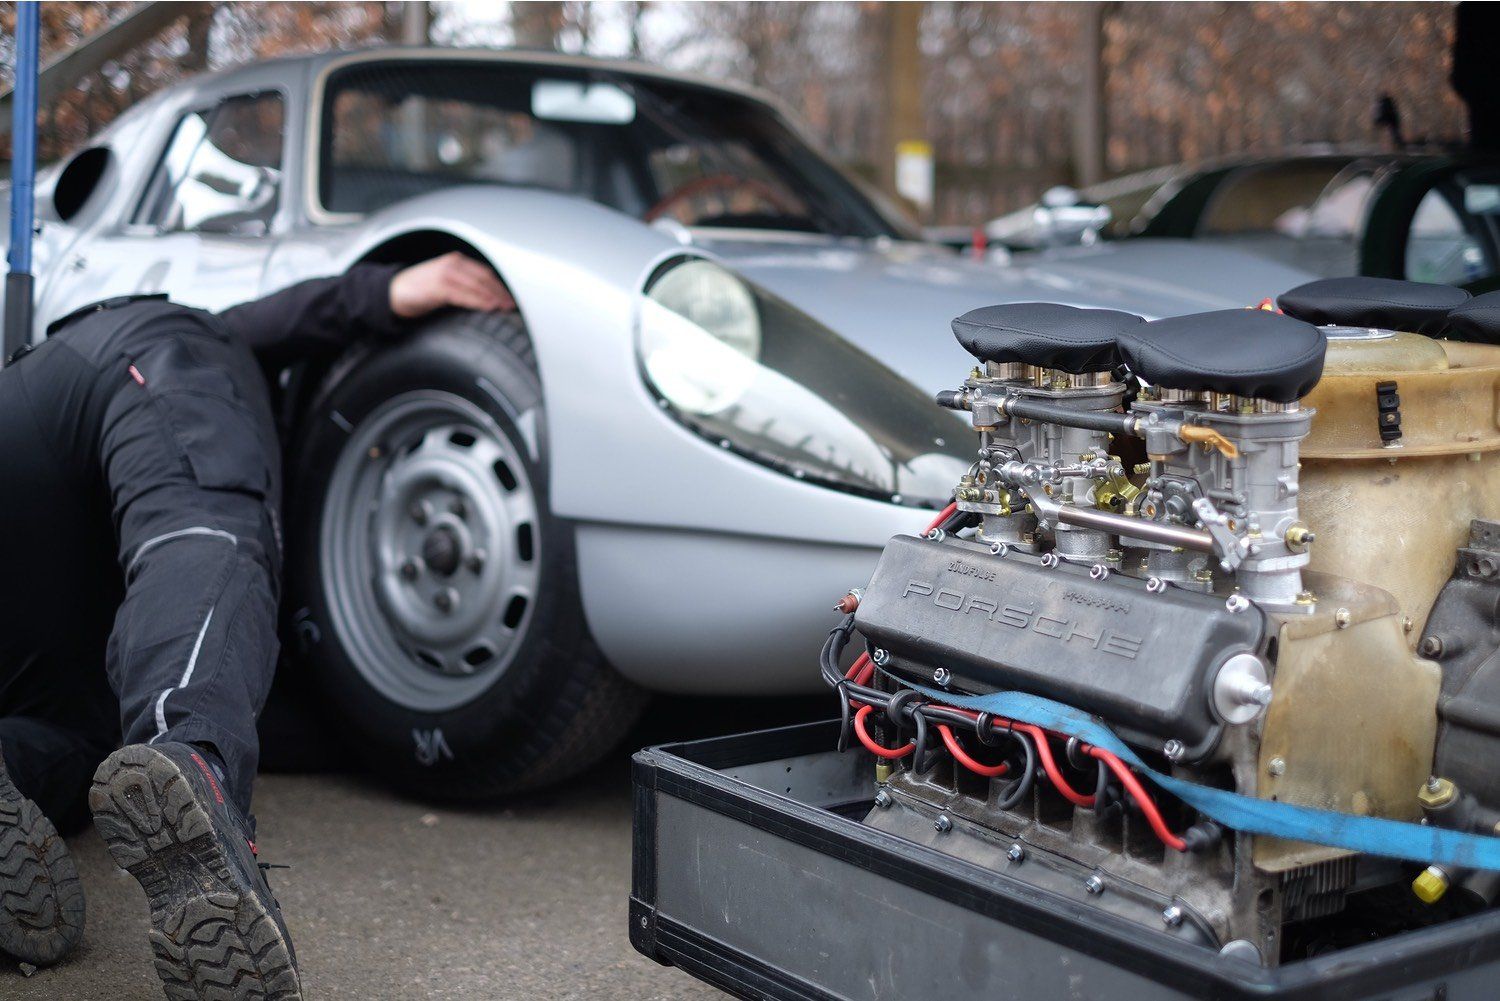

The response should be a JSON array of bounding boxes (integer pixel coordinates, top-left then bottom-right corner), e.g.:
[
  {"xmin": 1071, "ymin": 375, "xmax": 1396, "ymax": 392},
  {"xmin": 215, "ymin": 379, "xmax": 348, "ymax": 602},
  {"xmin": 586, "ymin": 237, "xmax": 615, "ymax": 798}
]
[
  {"xmin": 1278, "ymin": 277, "xmax": 1469, "ymax": 335},
  {"xmin": 951, "ymin": 302, "xmax": 1145, "ymax": 373},
  {"xmin": 1115, "ymin": 309, "xmax": 1327, "ymax": 403},
  {"xmin": 1446, "ymin": 290, "xmax": 1500, "ymax": 345}
]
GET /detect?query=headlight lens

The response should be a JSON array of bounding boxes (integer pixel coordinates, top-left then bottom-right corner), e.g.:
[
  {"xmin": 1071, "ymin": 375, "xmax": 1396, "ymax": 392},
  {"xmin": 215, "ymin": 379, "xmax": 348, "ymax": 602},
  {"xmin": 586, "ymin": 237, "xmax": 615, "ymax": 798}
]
[
  {"xmin": 637, "ymin": 256, "xmax": 968, "ymax": 508},
  {"xmin": 640, "ymin": 259, "xmax": 760, "ymax": 415}
]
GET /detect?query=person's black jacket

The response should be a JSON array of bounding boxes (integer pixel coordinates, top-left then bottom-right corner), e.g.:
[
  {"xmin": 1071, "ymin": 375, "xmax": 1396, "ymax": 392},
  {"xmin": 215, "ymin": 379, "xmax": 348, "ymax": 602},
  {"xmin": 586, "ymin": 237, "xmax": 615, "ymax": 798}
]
[{"xmin": 217, "ymin": 263, "xmax": 405, "ymax": 371}]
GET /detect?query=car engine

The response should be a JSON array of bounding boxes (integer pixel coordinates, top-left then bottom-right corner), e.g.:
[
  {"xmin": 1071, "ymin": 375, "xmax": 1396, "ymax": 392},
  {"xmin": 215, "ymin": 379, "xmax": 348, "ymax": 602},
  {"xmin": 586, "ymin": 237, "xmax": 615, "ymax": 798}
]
[{"xmin": 826, "ymin": 279, "xmax": 1500, "ymax": 965}]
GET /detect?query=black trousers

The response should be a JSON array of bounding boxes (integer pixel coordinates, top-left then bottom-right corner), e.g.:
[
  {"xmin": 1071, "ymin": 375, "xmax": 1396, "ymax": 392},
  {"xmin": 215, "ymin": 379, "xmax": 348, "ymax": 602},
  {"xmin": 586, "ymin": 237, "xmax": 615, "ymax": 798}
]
[{"xmin": 0, "ymin": 299, "xmax": 282, "ymax": 829}]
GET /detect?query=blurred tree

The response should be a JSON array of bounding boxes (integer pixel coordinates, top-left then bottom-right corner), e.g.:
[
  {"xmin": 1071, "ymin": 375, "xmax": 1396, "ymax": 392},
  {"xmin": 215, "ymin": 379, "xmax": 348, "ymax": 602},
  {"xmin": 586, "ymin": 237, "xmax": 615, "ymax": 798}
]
[
  {"xmin": 0, "ymin": 1, "xmax": 394, "ymax": 164},
  {"xmin": 0, "ymin": 0, "xmax": 1471, "ymax": 224}
]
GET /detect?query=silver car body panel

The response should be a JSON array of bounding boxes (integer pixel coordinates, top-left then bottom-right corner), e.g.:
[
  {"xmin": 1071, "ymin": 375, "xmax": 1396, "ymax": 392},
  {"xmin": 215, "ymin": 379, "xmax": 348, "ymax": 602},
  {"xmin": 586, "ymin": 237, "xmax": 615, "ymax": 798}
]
[{"xmin": 3, "ymin": 48, "xmax": 1318, "ymax": 694}]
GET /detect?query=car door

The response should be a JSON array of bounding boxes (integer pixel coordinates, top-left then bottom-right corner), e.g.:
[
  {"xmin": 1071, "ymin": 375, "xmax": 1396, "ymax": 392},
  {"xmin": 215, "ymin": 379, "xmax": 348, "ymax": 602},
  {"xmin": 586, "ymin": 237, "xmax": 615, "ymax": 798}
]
[{"xmin": 40, "ymin": 89, "xmax": 288, "ymax": 319}]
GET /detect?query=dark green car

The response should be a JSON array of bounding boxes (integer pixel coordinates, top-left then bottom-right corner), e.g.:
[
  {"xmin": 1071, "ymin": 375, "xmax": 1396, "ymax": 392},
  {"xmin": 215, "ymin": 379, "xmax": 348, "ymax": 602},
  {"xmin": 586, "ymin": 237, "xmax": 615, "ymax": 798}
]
[{"xmin": 974, "ymin": 151, "xmax": 1500, "ymax": 296}]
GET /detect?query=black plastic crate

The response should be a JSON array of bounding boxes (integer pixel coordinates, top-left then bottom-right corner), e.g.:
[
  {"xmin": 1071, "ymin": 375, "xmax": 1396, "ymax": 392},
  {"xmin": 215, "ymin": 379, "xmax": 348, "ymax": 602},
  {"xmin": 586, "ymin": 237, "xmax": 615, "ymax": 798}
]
[{"xmin": 631, "ymin": 719, "xmax": 1500, "ymax": 1001}]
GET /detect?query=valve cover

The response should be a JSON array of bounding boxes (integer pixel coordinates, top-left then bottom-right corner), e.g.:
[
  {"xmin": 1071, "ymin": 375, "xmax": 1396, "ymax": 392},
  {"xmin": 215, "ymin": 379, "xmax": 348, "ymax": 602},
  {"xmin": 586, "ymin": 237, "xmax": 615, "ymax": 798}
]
[{"xmin": 854, "ymin": 535, "xmax": 1268, "ymax": 751}]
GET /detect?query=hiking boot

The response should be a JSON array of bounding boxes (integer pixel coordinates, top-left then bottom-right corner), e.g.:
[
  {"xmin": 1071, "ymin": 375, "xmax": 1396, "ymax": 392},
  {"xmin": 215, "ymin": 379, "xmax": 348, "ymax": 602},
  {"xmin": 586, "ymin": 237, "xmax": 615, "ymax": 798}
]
[
  {"xmin": 0, "ymin": 746, "xmax": 85, "ymax": 966},
  {"xmin": 89, "ymin": 742, "xmax": 301, "ymax": 1000}
]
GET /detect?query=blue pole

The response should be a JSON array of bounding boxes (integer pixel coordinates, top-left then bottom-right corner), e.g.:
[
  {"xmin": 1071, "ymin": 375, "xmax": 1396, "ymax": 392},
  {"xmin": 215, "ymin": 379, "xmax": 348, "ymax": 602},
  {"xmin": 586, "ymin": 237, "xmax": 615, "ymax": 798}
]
[{"xmin": 4, "ymin": 1, "xmax": 40, "ymax": 362}]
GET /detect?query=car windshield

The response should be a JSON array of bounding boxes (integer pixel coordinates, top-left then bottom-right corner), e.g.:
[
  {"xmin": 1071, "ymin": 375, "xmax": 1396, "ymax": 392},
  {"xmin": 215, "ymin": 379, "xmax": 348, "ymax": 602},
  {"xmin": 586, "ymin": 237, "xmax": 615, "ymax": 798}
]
[{"xmin": 318, "ymin": 59, "xmax": 917, "ymax": 240}]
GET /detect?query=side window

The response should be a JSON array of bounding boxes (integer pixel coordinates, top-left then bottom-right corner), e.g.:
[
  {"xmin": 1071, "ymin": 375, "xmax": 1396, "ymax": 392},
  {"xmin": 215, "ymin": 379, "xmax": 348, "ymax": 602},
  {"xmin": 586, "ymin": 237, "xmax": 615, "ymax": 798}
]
[
  {"xmin": 1405, "ymin": 184, "xmax": 1497, "ymax": 286},
  {"xmin": 134, "ymin": 92, "xmax": 285, "ymax": 235},
  {"xmin": 1196, "ymin": 162, "xmax": 1348, "ymax": 236}
]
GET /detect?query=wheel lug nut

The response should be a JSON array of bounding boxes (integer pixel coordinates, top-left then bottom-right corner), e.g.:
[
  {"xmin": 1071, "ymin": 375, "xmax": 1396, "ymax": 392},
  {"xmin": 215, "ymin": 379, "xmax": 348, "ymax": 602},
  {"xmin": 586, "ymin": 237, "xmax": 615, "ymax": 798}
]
[
  {"xmin": 400, "ymin": 560, "xmax": 419, "ymax": 581},
  {"xmin": 449, "ymin": 497, "xmax": 467, "ymax": 519},
  {"xmin": 409, "ymin": 501, "xmax": 430, "ymax": 525},
  {"xmin": 467, "ymin": 549, "xmax": 486, "ymax": 574},
  {"xmin": 434, "ymin": 588, "xmax": 457, "ymax": 613}
]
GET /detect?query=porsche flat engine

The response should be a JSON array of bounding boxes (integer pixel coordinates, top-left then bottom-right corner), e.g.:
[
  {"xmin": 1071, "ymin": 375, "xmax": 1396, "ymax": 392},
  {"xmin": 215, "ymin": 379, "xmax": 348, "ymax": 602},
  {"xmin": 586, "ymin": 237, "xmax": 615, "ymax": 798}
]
[{"xmin": 833, "ymin": 279, "xmax": 1500, "ymax": 964}]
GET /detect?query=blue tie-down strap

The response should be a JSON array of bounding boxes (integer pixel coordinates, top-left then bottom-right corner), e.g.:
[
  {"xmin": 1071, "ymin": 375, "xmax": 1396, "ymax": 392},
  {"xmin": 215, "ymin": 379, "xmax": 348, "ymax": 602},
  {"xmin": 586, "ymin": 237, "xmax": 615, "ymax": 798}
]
[{"xmin": 909, "ymin": 683, "xmax": 1500, "ymax": 872}]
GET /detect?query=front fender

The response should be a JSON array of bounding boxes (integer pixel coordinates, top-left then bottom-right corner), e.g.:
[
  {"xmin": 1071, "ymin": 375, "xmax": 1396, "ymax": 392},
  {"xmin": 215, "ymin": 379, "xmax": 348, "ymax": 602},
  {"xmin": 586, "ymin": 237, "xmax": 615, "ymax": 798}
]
[{"xmin": 273, "ymin": 186, "xmax": 920, "ymax": 555}]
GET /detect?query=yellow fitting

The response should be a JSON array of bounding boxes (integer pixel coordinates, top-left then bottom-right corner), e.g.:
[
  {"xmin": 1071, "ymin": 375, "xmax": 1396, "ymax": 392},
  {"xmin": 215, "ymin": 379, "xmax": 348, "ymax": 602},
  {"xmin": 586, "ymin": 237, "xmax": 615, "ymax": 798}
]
[
  {"xmin": 874, "ymin": 761, "xmax": 893, "ymax": 784},
  {"xmin": 1284, "ymin": 523, "xmax": 1315, "ymax": 552},
  {"xmin": 1412, "ymin": 866, "xmax": 1450, "ymax": 905},
  {"xmin": 1178, "ymin": 424, "xmax": 1239, "ymax": 459},
  {"xmin": 1418, "ymin": 777, "xmax": 1459, "ymax": 810}
]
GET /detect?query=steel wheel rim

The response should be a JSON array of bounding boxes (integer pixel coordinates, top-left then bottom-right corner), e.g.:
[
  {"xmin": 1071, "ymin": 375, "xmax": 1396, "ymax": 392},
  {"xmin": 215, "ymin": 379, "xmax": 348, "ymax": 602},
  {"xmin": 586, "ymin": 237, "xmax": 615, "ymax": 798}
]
[{"xmin": 320, "ymin": 390, "xmax": 541, "ymax": 712}]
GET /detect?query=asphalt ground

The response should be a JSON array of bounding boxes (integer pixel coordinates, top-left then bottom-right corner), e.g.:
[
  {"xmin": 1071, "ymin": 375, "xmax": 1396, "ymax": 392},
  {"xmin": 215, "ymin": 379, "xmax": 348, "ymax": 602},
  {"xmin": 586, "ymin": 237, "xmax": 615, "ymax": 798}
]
[{"xmin": 2, "ymin": 694, "xmax": 829, "ymax": 1000}]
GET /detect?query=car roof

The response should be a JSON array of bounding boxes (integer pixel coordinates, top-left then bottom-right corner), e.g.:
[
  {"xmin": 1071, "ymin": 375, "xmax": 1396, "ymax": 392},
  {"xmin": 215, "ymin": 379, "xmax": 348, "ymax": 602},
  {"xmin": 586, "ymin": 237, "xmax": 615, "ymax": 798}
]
[{"xmin": 187, "ymin": 45, "xmax": 787, "ymax": 113}]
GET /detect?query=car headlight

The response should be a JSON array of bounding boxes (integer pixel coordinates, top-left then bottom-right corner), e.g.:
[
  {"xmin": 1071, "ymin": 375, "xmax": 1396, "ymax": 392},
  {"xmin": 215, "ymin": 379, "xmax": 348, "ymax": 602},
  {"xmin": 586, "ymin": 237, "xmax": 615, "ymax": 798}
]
[
  {"xmin": 637, "ymin": 256, "xmax": 968, "ymax": 507},
  {"xmin": 640, "ymin": 258, "xmax": 761, "ymax": 415}
]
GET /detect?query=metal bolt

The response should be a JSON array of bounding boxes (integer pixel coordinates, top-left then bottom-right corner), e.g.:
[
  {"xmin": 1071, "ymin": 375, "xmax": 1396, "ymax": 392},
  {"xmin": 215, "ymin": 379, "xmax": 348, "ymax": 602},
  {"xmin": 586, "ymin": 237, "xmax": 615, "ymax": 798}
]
[
  {"xmin": 409, "ymin": 500, "xmax": 430, "ymax": 525},
  {"xmin": 449, "ymin": 497, "xmax": 467, "ymax": 519},
  {"xmin": 1146, "ymin": 576, "xmax": 1166, "ymax": 594},
  {"xmin": 1006, "ymin": 843, "xmax": 1025, "ymax": 863},
  {"xmin": 1335, "ymin": 607, "xmax": 1352, "ymax": 629},
  {"xmin": 1268, "ymin": 756, "xmax": 1286, "ymax": 777},
  {"xmin": 932, "ymin": 667, "xmax": 952, "ymax": 687},
  {"xmin": 1163, "ymin": 739, "xmax": 1185, "ymax": 762},
  {"xmin": 467, "ymin": 549, "xmax": 486, "ymax": 574},
  {"xmin": 1085, "ymin": 874, "xmax": 1105, "ymax": 896},
  {"xmin": 400, "ymin": 560, "xmax": 419, "ymax": 581},
  {"xmin": 1089, "ymin": 564, "xmax": 1109, "ymax": 581},
  {"xmin": 990, "ymin": 541, "xmax": 1008, "ymax": 557},
  {"xmin": 872, "ymin": 648, "xmax": 891, "ymax": 667},
  {"xmin": 367, "ymin": 445, "xmax": 383, "ymax": 460},
  {"xmin": 1225, "ymin": 594, "xmax": 1249, "ymax": 613},
  {"xmin": 934, "ymin": 814, "xmax": 953, "ymax": 833},
  {"xmin": 1476, "ymin": 556, "xmax": 1499, "ymax": 580},
  {"xmin": 873, "ymin": 789, "xmax": 893, "ymax": 809},
  {"xmin": 433, "ymin": 588, "xmax": 456, "ymax": 613},
  {"xmin": 1427, "ymin": 776, "xmax": 1443, "ymax": 793},
  {"xmin": 927, "ymin": 528, "xmax": 945, "ymax": 542},
  {"xmin": 1162, "ymin": 905, "xmax": 1184, "ymax": 928},
  {"xmin": 1419, "ymin": 636, "xmax": 1444, "ymax": 658},
  {"xmin": 1040, "ymin": 552, "xmax": 1060, "ymax": 568}
]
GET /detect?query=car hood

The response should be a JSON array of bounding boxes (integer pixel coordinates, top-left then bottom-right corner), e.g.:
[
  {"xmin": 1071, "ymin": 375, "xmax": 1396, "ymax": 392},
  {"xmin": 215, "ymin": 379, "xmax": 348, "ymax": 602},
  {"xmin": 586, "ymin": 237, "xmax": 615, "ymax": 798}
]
[{"xmin": 690, "ymin": 232, "xmax": 1318, "ymax": 395}]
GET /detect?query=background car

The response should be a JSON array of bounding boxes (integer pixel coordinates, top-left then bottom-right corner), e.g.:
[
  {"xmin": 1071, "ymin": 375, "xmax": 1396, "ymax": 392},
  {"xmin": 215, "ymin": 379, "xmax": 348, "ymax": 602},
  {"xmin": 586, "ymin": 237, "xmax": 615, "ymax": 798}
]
[
  {"xmin": 1, "ymin": 47, "xmax": 1315, "ymax": 800},
  {"xmin": 952, "ymin": 150, "xmax": 1500, "ymax": 295}
]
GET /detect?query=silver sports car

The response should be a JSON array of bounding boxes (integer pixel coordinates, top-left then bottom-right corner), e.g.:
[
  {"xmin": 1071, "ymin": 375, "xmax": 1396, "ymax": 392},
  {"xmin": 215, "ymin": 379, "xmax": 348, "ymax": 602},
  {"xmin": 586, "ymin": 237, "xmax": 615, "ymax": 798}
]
[{"xmin": 3, "ymin": 48, "xmax": 1314, "ymax": 797}]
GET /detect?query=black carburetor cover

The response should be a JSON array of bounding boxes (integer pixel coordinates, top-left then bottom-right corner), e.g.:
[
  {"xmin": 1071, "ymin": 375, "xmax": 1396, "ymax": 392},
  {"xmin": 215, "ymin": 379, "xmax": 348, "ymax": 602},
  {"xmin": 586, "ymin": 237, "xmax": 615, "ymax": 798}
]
[{"xmin": 854, "ymin": 535, "xmax": 1268, "ymax": 754}]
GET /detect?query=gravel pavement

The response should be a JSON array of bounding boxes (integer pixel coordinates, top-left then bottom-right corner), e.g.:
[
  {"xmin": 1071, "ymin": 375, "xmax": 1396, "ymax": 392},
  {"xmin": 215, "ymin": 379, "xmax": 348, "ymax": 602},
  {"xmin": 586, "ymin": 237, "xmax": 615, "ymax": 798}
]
[{"xmin": 1, "ymin": 696, "xmax": 825, "ymax": 1000}]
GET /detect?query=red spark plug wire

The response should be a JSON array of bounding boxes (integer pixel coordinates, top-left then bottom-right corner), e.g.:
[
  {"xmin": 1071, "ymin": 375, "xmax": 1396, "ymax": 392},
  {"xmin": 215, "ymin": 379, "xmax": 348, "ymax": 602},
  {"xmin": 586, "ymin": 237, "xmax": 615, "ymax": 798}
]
[
  {"xmin": 937, "ymin": 724, "xmax": 1009, "ymax": 777},
  {"xmin": 936, "ymin": 706, "xmax": 1095, "ymax": 807},
  {"xmin": 923, "ymin": 501, "xmax": 957, "ymax": 535},
  {"xmin": 853, "ymin": 705, "xmax": 915, "ymax": 759},
  {"xmin": 1085, "ymin": 744, "xmax": 1188, "ymax": 852},
  {"xmin": 844, "ymin": 652, "xmax": 873, "ymax": 686}
]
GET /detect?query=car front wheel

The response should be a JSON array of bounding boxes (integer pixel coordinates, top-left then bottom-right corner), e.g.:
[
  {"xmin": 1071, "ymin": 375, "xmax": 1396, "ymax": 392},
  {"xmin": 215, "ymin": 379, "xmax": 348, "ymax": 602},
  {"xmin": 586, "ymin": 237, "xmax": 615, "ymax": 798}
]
[{"xmin": 286, "ymin": 310, "xmax": 646, "ymax": 800}]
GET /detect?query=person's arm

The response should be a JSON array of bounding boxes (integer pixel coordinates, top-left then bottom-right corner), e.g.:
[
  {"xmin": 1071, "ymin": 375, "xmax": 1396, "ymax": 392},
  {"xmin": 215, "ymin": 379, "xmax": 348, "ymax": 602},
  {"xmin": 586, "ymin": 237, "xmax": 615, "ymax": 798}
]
[{"xmin": 218, "ymin": 253, "xmax": 514, "ymax": 369}]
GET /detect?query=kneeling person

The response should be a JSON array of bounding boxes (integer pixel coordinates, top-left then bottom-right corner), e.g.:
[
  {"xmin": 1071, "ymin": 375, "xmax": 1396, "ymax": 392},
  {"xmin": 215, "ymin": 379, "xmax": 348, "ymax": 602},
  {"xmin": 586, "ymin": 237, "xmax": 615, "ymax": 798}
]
[{"xmin": 0, "ymin": 254, "xmax": 511, "ymax": 996}]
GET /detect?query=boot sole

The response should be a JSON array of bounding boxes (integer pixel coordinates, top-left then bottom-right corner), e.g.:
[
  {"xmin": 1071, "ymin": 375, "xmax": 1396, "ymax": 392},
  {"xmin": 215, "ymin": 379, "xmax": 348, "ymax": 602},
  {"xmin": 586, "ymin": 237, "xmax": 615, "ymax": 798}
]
[
  {"xmin": 0, "ymin": 763, "xmax": 85, "ymax": 966},
  {"xmin": 89, "ymin": 746, "xmax": 301, "ymax": 1001}
]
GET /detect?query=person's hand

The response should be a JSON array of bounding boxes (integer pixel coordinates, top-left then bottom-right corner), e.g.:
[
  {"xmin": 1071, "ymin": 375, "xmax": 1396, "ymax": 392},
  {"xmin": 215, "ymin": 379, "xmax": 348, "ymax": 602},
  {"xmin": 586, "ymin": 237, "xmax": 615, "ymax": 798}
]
[{"xmin": 389, "ymin": 252, "xmax": 515, "ymax": 319}]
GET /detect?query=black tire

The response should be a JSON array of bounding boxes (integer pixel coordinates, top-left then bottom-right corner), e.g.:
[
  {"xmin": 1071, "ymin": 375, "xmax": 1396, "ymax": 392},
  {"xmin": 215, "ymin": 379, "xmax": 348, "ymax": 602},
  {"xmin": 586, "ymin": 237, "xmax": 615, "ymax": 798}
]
[{"xmin": 285, "ymin": 311, "xmax": 646, "ymax": 800}]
